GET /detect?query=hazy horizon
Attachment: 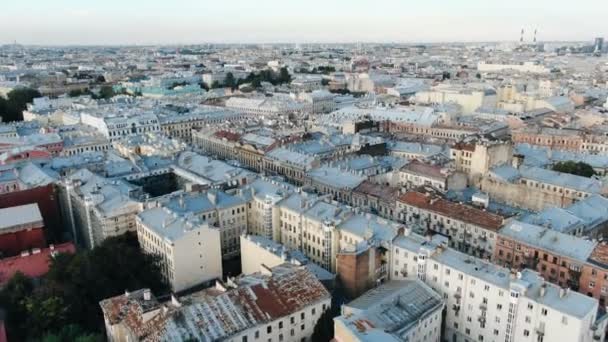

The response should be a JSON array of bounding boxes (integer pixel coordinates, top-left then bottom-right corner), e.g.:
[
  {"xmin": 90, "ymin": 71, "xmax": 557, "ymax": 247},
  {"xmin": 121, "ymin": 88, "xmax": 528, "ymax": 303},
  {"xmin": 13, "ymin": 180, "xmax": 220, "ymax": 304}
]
[{"xmin": 1, "ymin": 0, "xmax": 606, "ymax": 45}]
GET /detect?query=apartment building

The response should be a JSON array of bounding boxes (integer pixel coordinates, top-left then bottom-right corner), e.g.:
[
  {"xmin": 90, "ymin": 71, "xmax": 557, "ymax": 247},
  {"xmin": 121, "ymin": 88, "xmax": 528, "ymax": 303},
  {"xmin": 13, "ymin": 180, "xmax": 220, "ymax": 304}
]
[
  {"xmin": 397, "ymin": 191, "xmax": 505, "ymax": 259},
  {"xmin": 390, "ymin": 232, "xmax": 607, "ymax": 342},
  {"xmin": 153, "ymin": 190, "xmax": 248, "ymax": 259},
  {"xmin": 236, "ymin": 178, "xmax": 294, "ymax": 240},
  {"xmin": 398, "ymin": 159, "xmax": 467, "ymax": 191},
  {"xmin": 100, "ymin": 263, "xmax": 330, "ymax": 342},
  {"xmin": 136, "ymin": 206, "xmax": 222, "ymax": 292},
  {"xmin": 59, "ymin": 169, "xmax": 143, "ymax": 249},
  {"xmin": 334, "ymin": 280, "xmax": 444, "ymax": 342},
  {"xmin": 483, "ymin": 164, "xmax": 608, "ymax": 211},
  {"xmin": 495, "ymin": 220, "xmax": 595, "ymax": 290},
  {"xmin": 263, "ymin": 147, "xmax": 320, "ymax": 185},
  {"xmin": 450, "ymin": 139, "xmax": 513, "ymax": 181}
]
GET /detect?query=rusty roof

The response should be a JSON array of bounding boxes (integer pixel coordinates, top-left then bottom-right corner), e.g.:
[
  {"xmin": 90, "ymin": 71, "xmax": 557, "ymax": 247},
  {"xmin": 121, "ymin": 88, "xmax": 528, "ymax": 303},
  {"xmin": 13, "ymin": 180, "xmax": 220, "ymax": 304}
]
[
  {"xmin": 99, "ymin": 264, "xmax": 330, "ymax": 341},
  {"xmin": 400, "ymin": 159, "xmax": 447, "ymax": 180},
  {"xmin": 353, "ymin": 181, "xmax": 400, "ymax": 203},
  {"xmin": 589, "ymin": 243, "xmax": 608, "ymax": 268},
  {"xmin": 398, "ymin": 191, "xmax": 504, "ymax": 231},
  {"xmin": 213, "ymin": 130, "xmax": 241, "ymax": 142}
]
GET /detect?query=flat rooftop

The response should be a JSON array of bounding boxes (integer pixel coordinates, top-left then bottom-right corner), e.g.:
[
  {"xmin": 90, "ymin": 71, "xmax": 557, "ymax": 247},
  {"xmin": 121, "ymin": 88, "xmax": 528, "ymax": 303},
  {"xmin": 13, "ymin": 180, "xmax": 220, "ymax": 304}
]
[{"xmin": 0, "ymin": 204, "xmax": 43, "ymax": 232}]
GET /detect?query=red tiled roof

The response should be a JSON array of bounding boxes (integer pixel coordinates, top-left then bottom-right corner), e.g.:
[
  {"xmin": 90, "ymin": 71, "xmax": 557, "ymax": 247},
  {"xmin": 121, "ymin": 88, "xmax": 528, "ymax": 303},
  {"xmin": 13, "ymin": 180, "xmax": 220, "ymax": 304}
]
[
  {"xmin": 0, "ymin": 242, "xmax": 76, "ymax": 284},
  {"xmin": 398, "ymin": 192, "xmax": 504, "ymax": 231}
]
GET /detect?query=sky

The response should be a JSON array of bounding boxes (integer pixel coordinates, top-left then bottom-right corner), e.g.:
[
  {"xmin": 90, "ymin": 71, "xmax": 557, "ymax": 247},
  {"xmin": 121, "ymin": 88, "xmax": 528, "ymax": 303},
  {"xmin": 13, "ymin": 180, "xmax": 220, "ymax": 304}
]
[{"xmin": 1, "ymin": 0, "xmax": 606, "ymax": 45}]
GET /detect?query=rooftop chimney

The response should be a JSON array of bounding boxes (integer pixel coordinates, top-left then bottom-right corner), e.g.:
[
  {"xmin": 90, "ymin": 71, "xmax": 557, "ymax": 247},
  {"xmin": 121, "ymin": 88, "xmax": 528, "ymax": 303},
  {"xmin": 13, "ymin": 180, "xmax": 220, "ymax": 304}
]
[{"xmin": 143, "ymin": 289, "xmax": 151, "ymax": 301}]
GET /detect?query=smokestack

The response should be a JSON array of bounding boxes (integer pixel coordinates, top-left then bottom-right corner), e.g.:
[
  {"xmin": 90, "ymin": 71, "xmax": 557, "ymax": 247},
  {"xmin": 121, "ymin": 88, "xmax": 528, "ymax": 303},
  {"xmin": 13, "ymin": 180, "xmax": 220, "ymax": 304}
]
[
  {"xmin": 533, "ymin": 29, "xmax": 537, "ymax": 43},
  {"xmin": 520, "ymin": 28, "xmax": 524, "ymax": 43}
]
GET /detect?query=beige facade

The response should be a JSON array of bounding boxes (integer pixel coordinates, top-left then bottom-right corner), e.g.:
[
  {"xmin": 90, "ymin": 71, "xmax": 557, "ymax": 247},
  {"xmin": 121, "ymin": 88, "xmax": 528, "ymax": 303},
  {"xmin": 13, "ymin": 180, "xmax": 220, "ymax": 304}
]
[{"xmin": 136, "ymin": 208, "xmax": 222, "ymax": 292}]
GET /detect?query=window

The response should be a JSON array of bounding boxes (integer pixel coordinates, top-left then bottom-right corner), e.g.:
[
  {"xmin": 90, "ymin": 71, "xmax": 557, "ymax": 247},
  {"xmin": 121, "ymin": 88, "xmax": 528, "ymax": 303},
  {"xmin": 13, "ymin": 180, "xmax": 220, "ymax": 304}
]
[
  {"xmin": 527, "ymin": 303, "xmax": 533, "ymax": 310},
  {"xmin": 255, "ymin": 331, "xmax": 260, "ymax": 339},
  {"xmin": 562, "ymin": 316, "xmax": 568, "ymax": 325},
  {"xmin": 524, "ymin": 330, "xmax": 530, "ymax": 337},
  {"xmin": 243, "ymin": 337, "xmax": 248, "ymax": 342},
  {"xmin": 541, "ymin": 308, "xmax": 548, "ymax": 316},
  {"xmin": 279, "ymin": 321, "xmax": 283, "ymax": 329},
  {"xmin": 267, "ymin": 326, "xmax": 272, "ymax": 334},
  {"xmin": 301, "ymin": 312, "xmax": 305, "ymax": 320}
]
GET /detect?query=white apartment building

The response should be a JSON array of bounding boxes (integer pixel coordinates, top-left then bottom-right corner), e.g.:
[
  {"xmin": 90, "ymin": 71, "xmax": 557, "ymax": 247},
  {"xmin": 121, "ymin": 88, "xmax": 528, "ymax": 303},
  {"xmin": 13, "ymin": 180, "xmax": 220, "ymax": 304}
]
[
  {"xmin": 415, "ymin": 85, "xmax": 497, "ymax": 114},
  {"xmin": 225, "ymin": 96, "xmax": 304, "ymax": 116},
  {"xmin": 136, "ymin": 206, "xmax": 222, "ymax": 292},
  {"xmin": 236, "ymin": 178, "xmax": 293, "ymax": 240},
  {"xmin": 155, "ymin": 190, "xmax": 248, "ymax": 259},
  {"xmin": 390, "ymin": 233, "xmax": 607, "ymax": 342},
  {"xmin": 100, "ymin": 263, "xmax": 331, "ymax": 342},
  {"xmin": 451, "ymin": 140, "xmax": 513, "ymax": 181},
  {"xmin": 334, "ymin": 280, "xmax": 444, "ymax": 342},
  {"xmin": 298, "ymin": 90, "xmax": 336, "ymax": 113},
  {"xmin": 477, "ymin": 61, "xmax": 551, "ymax": 74},
  {"xmin": 59, "ymin": 169, "xmax": 143, "ymax": 249},
  {"xmin": 80, "ymin": 112, "xmax": 161, "ymax": 142}
]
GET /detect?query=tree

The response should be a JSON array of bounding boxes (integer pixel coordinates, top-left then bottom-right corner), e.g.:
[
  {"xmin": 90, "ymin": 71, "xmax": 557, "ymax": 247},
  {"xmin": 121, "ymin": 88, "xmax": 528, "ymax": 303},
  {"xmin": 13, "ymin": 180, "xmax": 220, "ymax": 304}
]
[
  {"xmin": 278, "ymin": 67, "xmax": 292, "ymax": 84},
  {"xmin": 42, "ymin": 324, "xmax": 103, "ymax": 342},
  {"xmin": 0, "ymin": 87, "xmax": 41, "ymax": 122},
  {"xmin": 312, "ymin": 279, "xmax": 349, "ymax": 342},
  {"xmin": 97, "ymin": 85, "xmax": 115, "ymax": 100},
  {"xmin": 211, "ymin": 80, "xmax": 222, "ymax": 89},
  {"xmin": 0, "ymin": 233, "xmax": 168, "ymax": 340},
  {"xmin": 552, "ymin": 161, "xmax": 596, "ymax": 178},
  {"xmin": 0, "ymin": 272, "xmax": 34, "ymax": 341},
  {"xmin": 224, "ymin": 72, "xmax": 236, "ymax": 90}
]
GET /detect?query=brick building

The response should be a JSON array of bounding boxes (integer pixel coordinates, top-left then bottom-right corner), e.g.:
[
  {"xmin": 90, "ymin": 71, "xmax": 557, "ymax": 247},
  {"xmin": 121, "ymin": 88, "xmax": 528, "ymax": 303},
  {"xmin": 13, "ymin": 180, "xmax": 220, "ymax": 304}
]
[{"xmin": 0, "ymin": 204, "xmax": 46, "ymax": 257}]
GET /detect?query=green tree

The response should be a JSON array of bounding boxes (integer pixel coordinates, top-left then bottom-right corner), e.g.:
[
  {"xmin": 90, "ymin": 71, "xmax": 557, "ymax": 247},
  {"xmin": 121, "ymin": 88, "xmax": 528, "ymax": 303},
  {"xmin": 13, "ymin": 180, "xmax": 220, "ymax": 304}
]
[
  {"xmin": 0, "ymin": 87, "xmax": 41, "ymax": 122},
  {"xmin": 0, "ymin": 233, "xmax": 168, "ymax": 340},
  {"xmin": 552, "ymin": 161, "xmax": 596, "ymax": 178},
  {"xmin": 312, "ymin": 279, "xmax": 349, "ymax": 342},
  {"xmin": 278, "ymin": 67, "xmax": 292, "ymax": 84},
  {"xmin": 42, "ymin": 324, "xmax": 103, "ymax": 342},
  {"xmin": 224, "ymin": 72, "xmax": 236, "ymax": 89},
  {"xmin": 0, "ymin": 272, "xmax": 34, "ymax": 341},
  {"xmin": 97, "ymin": 85, "xmax": 115, "ymax": 99},
  {"xmin": 211, "ymin": 80, "xmax": 222, "ymax": 89}
]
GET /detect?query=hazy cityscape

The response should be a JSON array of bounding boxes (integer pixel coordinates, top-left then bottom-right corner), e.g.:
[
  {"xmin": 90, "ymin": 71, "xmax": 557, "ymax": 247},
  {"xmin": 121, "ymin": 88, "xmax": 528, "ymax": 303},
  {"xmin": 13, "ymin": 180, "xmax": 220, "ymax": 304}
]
[{"xmin": 0, "ymin": 2, "xmax": 608, "ymax": 342}]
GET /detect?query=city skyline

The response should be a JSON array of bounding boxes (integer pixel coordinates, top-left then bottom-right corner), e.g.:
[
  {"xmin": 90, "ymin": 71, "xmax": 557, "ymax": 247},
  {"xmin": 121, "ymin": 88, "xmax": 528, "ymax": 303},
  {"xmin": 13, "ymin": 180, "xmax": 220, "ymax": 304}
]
[{"xmin": 1, "ymin": 0, "xmax": 606, "ymax": 45}]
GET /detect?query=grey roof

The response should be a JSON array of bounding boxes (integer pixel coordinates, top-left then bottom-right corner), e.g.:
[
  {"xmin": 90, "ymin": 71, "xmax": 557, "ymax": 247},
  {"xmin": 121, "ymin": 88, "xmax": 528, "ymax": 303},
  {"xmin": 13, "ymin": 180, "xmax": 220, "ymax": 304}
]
[
  {"xmin": 338, "ymin": 280, "xmax": 443, "ymax": 341},
  {"xmin": 137, "ymin": 207, "xmax": 211, "ymax": 242},
  {"xmin": 0, "ymin": 203, "xmax": 43, "ymax": 230},
  {"xmin": 517, "ymin": 269, "xmax": 598, "ymax": 319},
  {"xmin": 500, "ymin": 220, "xmax": 596, "ymax": 262}
]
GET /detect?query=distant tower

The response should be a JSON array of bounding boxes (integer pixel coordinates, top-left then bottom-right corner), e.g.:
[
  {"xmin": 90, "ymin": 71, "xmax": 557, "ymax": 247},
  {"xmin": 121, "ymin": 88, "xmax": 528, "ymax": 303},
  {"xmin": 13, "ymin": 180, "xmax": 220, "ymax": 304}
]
[
  {"xmin": 533, "ymin": 29, "xmax": 537, "ymax": 43},
  {"xmin": 520, "ymin": 29, "xmax": 525, "ymax": 43}
]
